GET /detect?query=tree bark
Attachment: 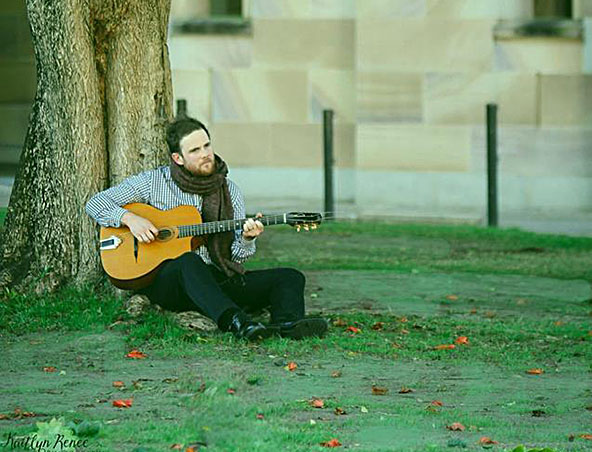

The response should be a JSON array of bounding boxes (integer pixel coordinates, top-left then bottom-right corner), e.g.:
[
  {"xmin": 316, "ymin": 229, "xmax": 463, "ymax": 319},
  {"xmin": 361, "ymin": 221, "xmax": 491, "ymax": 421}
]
[{"xmin": 0, "ymin": 0, "xmax": 172, "ymax": 293}]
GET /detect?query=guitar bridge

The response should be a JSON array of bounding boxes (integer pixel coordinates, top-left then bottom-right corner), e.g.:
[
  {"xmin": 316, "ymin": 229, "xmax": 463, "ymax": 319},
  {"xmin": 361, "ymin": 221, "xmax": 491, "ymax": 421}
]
[{"xmin": 100, "ymin": 235, "xmax": 122, "ymax": 250}]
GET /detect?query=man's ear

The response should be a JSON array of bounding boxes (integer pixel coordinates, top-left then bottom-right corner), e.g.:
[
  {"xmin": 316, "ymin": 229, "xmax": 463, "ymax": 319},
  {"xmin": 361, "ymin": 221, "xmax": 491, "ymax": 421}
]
[{"xmin": 171, "ymin": 152, "xmax": 184, "ymax": 166}]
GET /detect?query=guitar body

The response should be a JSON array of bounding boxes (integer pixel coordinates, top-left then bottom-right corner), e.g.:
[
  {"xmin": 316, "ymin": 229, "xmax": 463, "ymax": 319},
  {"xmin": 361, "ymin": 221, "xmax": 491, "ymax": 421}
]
[{"xmin": 100, "ymin": 203, "xmax": 205, "ymax": 290}]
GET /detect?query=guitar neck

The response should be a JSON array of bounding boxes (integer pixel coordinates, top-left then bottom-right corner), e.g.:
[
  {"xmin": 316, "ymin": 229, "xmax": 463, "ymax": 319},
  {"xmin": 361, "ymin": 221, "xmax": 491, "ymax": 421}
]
[{"xmin": 177, "ymin": 214, "xmax": 288, "ymax": 238}]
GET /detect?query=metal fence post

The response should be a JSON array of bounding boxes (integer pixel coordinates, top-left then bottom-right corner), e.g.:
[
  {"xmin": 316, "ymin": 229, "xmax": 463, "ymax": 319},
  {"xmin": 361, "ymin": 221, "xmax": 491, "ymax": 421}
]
[
  {"xmin": 486, "ymin": 103, "xmax": 498, "ymax": 227},
  {"xmin": 323, "ymin": 110, "xmax": 334, "ymax": 216}
]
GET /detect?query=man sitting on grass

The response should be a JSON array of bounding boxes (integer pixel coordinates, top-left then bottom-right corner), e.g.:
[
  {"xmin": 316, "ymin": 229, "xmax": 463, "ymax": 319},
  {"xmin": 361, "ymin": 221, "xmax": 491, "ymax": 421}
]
[{"xmin": 86, "ymin": 117, "xmax": 328, "ymax": 341}]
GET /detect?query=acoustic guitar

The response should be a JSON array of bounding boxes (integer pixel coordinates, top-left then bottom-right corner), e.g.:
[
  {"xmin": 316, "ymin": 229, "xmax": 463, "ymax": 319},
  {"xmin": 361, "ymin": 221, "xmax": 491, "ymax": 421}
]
[{"xmin": 99, "ymin": 203, "xmax": 322, "ymax": 290}]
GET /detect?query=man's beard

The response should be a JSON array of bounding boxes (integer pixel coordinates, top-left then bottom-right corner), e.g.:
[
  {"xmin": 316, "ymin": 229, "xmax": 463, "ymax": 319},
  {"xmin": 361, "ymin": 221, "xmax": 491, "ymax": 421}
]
[{"xmin": 192, "ymin": 160, "xmax": 216, "ymax": 176}]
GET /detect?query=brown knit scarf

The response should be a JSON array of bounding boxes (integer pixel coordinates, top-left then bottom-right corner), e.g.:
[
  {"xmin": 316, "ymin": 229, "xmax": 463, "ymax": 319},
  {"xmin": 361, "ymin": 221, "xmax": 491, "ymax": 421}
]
[{"xmin": 169, "ymin": 154, "xmax": 245, "ymax": 278}]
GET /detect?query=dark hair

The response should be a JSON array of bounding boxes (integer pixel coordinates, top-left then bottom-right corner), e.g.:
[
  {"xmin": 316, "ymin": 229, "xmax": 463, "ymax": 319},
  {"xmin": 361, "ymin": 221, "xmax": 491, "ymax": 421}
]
[{"xmin": 165, "ymin": 117, "xmax": 210, "ymax": 154}]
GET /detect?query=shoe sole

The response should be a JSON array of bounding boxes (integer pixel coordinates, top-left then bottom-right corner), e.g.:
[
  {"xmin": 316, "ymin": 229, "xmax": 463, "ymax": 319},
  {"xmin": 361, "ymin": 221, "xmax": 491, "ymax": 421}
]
[{"xmin": 280, "ymin": 319, "xmax": 328, "ymax": 340}]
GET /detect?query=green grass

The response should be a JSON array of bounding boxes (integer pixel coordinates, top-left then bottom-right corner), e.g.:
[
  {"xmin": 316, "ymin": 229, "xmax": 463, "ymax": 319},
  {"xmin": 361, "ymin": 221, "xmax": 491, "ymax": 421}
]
[{"xmin": 1, "ymin": 217, "xmax": 591, "ymax": 451}]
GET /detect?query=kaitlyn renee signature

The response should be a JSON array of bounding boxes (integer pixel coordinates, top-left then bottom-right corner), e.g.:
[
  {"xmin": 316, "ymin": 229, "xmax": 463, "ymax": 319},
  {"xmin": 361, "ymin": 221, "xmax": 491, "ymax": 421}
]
[{"xmin": 2, "ymin": 432, "xmax": 90, "ymax": 451}]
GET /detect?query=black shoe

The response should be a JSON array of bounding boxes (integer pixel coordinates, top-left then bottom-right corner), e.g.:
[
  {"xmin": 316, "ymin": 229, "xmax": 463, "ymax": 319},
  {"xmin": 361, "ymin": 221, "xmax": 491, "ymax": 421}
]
[
  {"xmin": 272, "ymin": 318, "xmax": 328, "ymax": 339},
  {"xmin": 229, "ymin": 313, "xmax": 274, "ymax": 341}
]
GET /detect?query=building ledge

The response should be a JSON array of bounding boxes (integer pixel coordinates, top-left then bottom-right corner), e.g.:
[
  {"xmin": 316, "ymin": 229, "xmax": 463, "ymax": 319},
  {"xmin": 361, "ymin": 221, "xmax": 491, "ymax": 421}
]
[
  {"xmin": 494, "ymin": 18, "xmax": 583, "ymax": 40},
  {"xmin": 171, "ymin": 16, "xmax": 252, "ymax": 36}
]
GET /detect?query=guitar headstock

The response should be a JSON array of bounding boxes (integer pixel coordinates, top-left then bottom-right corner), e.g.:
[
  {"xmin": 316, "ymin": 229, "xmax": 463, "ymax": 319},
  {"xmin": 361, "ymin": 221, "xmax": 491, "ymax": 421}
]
[{"xmin": 286, "ymin": 212, "xmax": 322, "ymax": 232}]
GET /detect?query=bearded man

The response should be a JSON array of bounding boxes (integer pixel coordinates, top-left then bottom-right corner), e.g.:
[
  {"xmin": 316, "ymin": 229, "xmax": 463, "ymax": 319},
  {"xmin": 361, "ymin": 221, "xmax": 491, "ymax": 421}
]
[{"xmin": 86, "ymin": 117, "xmax": 328, "ymax": 341}]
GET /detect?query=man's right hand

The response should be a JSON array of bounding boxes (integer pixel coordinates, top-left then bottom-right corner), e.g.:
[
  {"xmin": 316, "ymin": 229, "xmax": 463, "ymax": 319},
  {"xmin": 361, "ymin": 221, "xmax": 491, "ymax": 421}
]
[{"xmin": 121, "ymin": 211, "xmax": 160, "ymax": 243}]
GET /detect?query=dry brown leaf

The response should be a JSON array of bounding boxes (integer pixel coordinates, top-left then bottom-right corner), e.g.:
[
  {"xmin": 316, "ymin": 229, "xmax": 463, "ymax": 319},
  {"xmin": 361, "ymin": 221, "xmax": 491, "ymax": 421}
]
[
  {"xmin": 112, "ymin": 399, "xmax": 133, "ymax": 408},
  {"xmin": 334, "ymin": 407, "xmax": 347, "ymax": 416},
  {"xmin": 310, "ymin": 398, "xmax": 324, "ymax": 408},
  {"xmin": 371, "ymin": 322, "xmax": 385, "ymax": 330},
  {"xmin": 431, "ymin": 400, "xmax": 443, "ymax": 406},
  {"xmin": 112, "ymin": 381, "xmax": 125, "ymax": 388},
  {"xmin": 434, "ymin": 344, "xmax": 455, "ymax": 350},
  {"xmin": 333, "ymin": 318, "xmax": 347, "ymax": 327},
  {"xmin": 446, "ymin": 422, "xmax": 465, "ymax": 431},
  {"xmin": 331, "ymin": 371, "xmax": 342, "ymax": 378},
  {"xmin": 479, "ymin": 437, "xmax": 499, "ymax": 445},
  {"xmin": 126, "ymin": 350, "xmax": 147, "ymax": 359},
  {"xmin": 43, "ymin": 366, "xmax": 57, "ymax": 372},
  {"xmin": 398, "ymin": 386, "xmax": 414, "ymax": 394},
  {"xmin": 320, "ymin": 438, "xmax": 342, "ymax": 448},
  {"xmin": 455, "ymin": 336, "xmax": 469, "ymax": 345},
  {"xmin": 446, "ymin": 295, "xmax": 459, "ymax": 301},
  {"xmin": 526, "ymin": 368, "xmax": 544, "ymax": 375},
  {"xmin": 371, "ymin": 385, "xmax": 388, "ymax": 395},
  {"xmin": 285, "ymin": 362, "xmax": 298, "ymax": 371}
]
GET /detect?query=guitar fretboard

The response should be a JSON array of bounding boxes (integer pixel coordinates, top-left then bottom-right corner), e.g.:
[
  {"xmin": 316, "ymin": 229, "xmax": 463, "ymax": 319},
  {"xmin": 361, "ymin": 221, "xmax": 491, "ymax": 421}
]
[{"xmin": 177, "ymin": 214, "xmax": 287, "ymax": 238}]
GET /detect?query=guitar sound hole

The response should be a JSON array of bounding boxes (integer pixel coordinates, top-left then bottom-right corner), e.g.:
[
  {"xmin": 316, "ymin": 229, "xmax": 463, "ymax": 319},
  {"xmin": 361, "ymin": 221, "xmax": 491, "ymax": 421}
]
[{"xmin": 157, "ymin": 229, "xmax": 173, "ymax": 241}]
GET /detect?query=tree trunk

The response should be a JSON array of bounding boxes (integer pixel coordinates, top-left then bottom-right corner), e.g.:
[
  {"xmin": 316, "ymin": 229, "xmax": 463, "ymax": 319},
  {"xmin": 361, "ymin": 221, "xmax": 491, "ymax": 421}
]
[{"xmin": 0, "ymin": 0, "xmax": 172, "ymax": 293}]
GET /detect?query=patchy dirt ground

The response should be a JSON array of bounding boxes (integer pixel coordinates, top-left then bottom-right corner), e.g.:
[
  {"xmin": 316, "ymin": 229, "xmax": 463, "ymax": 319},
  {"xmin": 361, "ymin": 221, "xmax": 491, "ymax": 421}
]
[{"xmin": 1, "ymin": 271, "xmax": 591, "ymax": 451}]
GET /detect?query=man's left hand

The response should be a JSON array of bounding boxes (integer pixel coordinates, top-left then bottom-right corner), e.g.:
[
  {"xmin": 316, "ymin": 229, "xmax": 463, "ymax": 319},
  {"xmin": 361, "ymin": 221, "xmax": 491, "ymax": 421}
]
[{"xmin": 243, "ymin": 212, "xmax": 264, "ymax": 240}]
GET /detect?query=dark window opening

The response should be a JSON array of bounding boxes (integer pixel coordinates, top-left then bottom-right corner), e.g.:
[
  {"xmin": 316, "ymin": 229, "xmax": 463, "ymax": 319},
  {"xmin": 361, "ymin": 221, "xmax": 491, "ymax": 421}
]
[
  {"xmin": 534, "ymin": 0, "xmax": 572, "ymax": 18},
  {"xmin": 210, "ymin": 0, "xmax": 242, "ymax": 17}
]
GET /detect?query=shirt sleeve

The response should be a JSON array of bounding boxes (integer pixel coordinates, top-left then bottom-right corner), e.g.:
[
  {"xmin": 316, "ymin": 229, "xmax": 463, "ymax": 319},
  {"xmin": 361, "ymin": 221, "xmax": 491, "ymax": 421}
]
[
  {"xmin": 85, "ymin": 170, "xmax": 152, "ymax": 227},
  {"xmin": 228, "ymin": 179, "xmax": 256, "ymax": 263}
]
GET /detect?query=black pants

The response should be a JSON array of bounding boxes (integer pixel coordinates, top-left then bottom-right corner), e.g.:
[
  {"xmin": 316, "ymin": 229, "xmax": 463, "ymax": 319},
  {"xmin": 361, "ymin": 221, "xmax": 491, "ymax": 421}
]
[{"xmin": 139, "ymin": 252, "xmax": 305, "ymax": 325}]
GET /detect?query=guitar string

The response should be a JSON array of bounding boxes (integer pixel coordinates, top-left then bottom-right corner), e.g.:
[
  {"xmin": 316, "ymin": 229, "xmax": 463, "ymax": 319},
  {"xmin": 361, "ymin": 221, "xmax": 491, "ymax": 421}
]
[{"xmin": 106, "ymin": 212, "xmax": 335, "ymax": 242}]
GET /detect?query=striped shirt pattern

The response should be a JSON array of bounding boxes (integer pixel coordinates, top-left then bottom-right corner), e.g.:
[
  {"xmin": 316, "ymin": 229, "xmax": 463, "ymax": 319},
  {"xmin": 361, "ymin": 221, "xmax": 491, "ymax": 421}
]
[{"xmin": 85, "ymin": 166, "xmax": 256, "ymax": 265}]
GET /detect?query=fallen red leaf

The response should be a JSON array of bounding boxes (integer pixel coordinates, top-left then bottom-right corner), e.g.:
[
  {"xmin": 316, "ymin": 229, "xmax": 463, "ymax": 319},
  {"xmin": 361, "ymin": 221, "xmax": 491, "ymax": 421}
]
[
  {"xmin": 226, "ymin": 388, "xmax": 236, "ymax": 395},
  {"xmin": 310, "ymin": 398, "xmax": 324, "ymax": 408},
  {"xmin": 580, "ymin": 434, "xmax": 592, "ymax": 440},
  {"xmin": 112, "ymin": 381, "xmax": 125, "ymax": 388},
  {"xmin": 455, "ymin": 336, "xmax": 469, "ymax": 345},
  {"xmin": 256, "ymin": 413, "xmax": 264, "ymax": 420},
  {"xmin": 446, "ymin": 295, "xmax": 459, "ymax": 301},
  {"xmin": 526, "ymin": 368, "xmax": 544, "ymax": 375},
  {"xmin": 43, "ymin": 366, "xmax": 57, "ymax": 372},
  {"xmin": 479, "ymin": 437, "xmax": 499, "ymax": 445},
  {"xmin": 286, "ymin": 362, "xmax": 297, "ymax": 371},
  {"xmin": 434, "ymin": 344, "xmax": 455, "ymax": 350},
  {"xmin": 185, "ymin": 448, "xmax": 195, "ymax": 452},
  {"xmin": 320, "ymin": 438, "xmax": 342, "ymax": 448},
  {"xmin": 371, "ymin": 322, "xmax": 384, "ymax": 330},
  {"xmin": 13, "ymin": 408, "xmax": 36, "ymax": 418},
  {"xmin": 346, "ymin": 326, "xmax": 361, "ymax": 334},
  {"xmin": 126, "ymin": 350, "xmax": 147, "ymax": 359},
  {"xmin": 112, "ymin": 399, "xmax": 133, "ymax": 408},
  {"xmin": 372, "ymin": 385, "xmax": 388, "ymax": 395},
  {"xmin": 446, "ymin": 422, "xmax": 465, "ymax": 431},
  {"xmin": 431, "ymin": 400, "xmax": 443, "ymax": 406},
  {"xmin": 398, "ymin": 387, "xmax": 414, "ymax": 394}
]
